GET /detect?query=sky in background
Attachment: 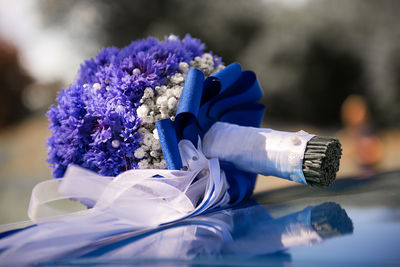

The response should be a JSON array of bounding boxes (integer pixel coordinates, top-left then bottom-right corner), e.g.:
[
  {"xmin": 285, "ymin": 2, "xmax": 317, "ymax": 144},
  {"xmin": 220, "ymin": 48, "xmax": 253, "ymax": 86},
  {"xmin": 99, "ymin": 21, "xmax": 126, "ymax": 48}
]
[{"xmin": 0, "ymin": 0, "xmax": 99, "ymax": 84}]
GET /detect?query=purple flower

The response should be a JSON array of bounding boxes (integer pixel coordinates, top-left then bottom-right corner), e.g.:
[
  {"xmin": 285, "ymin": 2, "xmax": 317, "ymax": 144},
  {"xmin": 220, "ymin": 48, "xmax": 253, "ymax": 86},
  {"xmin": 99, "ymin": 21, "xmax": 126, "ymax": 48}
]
[{"xmin": 47, "ymin": 35, "xmax": 222, "ymax": 178}]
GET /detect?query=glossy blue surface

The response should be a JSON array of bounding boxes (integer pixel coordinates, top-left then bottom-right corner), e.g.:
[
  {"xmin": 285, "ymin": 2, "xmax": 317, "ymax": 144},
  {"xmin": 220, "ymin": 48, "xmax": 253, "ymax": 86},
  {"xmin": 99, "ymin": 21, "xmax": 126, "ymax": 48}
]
[{"xmin": 1, "ymin": 170, "xmax": 399, "ymax": 266}]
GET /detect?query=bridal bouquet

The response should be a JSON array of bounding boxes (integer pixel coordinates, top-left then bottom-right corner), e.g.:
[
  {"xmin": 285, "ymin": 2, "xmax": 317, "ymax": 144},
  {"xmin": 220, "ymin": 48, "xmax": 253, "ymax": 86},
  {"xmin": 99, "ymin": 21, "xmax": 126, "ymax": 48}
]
[{"xmin": 28, "ymin": 34, "xmax": 341, "ymax": 226}]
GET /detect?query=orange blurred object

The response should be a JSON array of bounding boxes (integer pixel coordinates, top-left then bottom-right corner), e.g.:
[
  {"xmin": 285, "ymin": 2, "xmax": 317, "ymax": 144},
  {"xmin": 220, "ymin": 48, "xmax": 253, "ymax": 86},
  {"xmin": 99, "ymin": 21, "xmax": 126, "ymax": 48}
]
[
  {"xmin": 341, "ymin": 95, "xmax": 367, "ymax": 128},
  {"xmin": 357, "ymin": 135, "xmax": 383, "ymax": 167},
  {"xmin": 341, "ymin": 94, "xmax": 383, "ymax": 173}
]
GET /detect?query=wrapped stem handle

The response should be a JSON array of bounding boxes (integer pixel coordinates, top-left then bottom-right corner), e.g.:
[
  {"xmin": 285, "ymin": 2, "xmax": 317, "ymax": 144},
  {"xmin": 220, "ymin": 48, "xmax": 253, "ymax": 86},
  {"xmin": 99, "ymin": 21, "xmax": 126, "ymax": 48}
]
[{"xmin": 203, "ymin": 122, "xmax": 341, "ymax": 186}]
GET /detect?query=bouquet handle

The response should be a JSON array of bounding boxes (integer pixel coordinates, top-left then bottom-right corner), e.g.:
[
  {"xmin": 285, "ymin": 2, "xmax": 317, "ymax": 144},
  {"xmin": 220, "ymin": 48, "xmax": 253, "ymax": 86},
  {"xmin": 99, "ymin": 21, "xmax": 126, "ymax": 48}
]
[{"xmin": 203, "ymin": 122, "xmax": 341, "ymax": 186}]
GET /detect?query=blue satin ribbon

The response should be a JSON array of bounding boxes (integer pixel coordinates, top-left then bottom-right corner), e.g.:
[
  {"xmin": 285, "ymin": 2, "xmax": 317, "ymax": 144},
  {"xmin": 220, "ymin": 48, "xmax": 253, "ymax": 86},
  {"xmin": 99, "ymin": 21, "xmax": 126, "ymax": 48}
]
[{"xmin": 155, "ymin": 63, "xmax": 265, "ymax": 204}]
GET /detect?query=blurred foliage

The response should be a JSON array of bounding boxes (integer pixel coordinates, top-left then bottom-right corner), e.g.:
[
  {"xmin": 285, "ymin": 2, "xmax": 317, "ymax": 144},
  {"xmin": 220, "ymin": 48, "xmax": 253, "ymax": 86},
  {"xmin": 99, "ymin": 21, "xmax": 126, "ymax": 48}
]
[
  {"xmin": 39, "ymin": 0, "xmax": 265, "ymax": 65},
  {"xmin": 38, "ymin": 0, "xmax": 400, "ymax": 128},
  {"xmin": 0, "ymin": 40, "xmax": 31, "ymax": 128},
  {"xmin": 241, "ymin": 0, "xmax": 400, "ymax": 127}
]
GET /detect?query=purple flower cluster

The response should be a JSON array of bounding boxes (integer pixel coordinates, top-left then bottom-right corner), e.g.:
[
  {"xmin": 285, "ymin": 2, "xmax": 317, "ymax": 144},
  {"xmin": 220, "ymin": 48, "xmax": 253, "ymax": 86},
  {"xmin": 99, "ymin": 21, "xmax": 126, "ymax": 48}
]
[{"xmin": 47, "ymin": 35, "xmax": 222, "ymax": 178}]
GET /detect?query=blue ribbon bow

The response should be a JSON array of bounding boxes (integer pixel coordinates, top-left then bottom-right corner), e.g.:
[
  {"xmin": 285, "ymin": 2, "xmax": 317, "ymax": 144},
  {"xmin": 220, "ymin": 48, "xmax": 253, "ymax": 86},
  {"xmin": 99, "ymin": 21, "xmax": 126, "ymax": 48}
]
[{"xmin": 155, "ymin": 63, "xmax": 265, "ymax": 204}]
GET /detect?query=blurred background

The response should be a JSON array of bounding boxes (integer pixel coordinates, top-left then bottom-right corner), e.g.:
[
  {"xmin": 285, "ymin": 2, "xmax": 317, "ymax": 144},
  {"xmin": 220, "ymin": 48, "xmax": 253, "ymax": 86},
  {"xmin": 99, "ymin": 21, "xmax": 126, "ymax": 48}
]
[{"xmin": 0, "ymin": 0, "xmax": 399, "ymax": 224}]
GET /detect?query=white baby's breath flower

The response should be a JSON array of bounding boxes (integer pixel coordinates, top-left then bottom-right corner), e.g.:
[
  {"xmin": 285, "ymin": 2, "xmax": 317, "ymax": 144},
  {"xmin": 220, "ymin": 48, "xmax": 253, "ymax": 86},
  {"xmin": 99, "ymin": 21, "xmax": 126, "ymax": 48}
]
[
  {"xmin": 172, "ymin": 86, "xmax": 182, "ymax": 97},
  {"xmin": 144, "ymin": 99, "xmax": 156, "ymax": 110},
  {"xmin": 168, "ymin": 34, "xmax": 178, "ymax": 41},
  {"xmin": 142, "ymin": 116, "xmax": 154, "ymax": 124},
  {"xmin": 190, "ymin": 53, "xmax": 220, "ymax": 76},
  {"xmin": 138, "ymin": 159, "xmax": 149, "ymax": 169},
  {"xmin": 166, "ymin": 89, "xmax": 174, "ymax": 98},
  {"xmin": 203, "ymin": 53, "xmax": 213, "ymax": 62},
  {"xmin": 154, "ymin": 159, "xmax": 167, "ymax": 169},
  {"xmin": 137, "ymin": 105, "xmax": 149, "ymax": 118},
  {"xmin": 156, "ymin": 85, "xmax": 167, "ymax": 95},
  {"xmin": 178, "ymin": 62, "xmax": 189, "ymax": 73},
  {"xmin": 150, "ymin": 150, "xmax": 160, "ymax": 158},
  {"xmin": 159, "ymin": 159, "xmax": 167, "ymax": 169},
  {"xmin": 153, "ymin": 128, "xmax": 159, "ymax": 140},
  {"xmin": 167, "ymin": 97, "xmax": 177, "ymax": 110},
  {"xmin": 134, "ymin": 147, "xmax": 146, "ymax": 159},
  {"xmin": 170, "ymin": 73, "xmax": 184, "ymax": 84},
  {"xmin": 138, "ymin": 127, "xmax": 150, "ymax": 135},
  {"xmin": 156, "ymin": 96, "xmax": 168, "ymax": 108},
  {"xmin": 143, "ymin": 87, "xmax": 154, "ymax": 99},
  {"xmin": 143, "ymin": 132, "xmax": 155, "ymax": 147},
  {"xmin": 151, "ymin": 141, "xmax": 161, "ymax": 151}
]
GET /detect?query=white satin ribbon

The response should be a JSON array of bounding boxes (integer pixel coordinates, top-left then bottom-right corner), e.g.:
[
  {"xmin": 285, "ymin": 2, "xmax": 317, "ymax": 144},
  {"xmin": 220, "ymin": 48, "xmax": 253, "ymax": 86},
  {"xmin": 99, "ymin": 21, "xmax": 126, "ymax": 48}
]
[
  {"xmin": 26, "ymin": 139, "xmax": 230, "ymax": 227},
  {"xmin": 203, "ymin": 122, "xmax": 315, "ymax": 184}
]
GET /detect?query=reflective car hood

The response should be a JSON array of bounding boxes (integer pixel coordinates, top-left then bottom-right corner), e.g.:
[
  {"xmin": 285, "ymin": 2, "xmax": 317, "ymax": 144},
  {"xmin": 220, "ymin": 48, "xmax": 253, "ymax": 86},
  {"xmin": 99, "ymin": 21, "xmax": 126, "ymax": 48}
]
[{"xmin": 1, "ymin": 169, "xmax": 399, "ymax": 266}]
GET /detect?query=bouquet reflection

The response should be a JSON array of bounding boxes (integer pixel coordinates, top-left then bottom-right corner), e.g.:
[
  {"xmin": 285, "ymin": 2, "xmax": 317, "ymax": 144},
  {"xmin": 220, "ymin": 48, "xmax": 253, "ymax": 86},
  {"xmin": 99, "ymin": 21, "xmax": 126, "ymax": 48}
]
[{"xmin": 0, "ymin": 201, "xmax": 353, "ymax": 265}]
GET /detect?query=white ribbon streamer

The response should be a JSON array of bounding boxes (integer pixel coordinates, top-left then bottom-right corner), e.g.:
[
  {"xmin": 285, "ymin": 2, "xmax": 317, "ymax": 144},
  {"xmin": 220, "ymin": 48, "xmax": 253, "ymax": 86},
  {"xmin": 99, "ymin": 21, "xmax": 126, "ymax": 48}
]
[
  {"xmin": 0, "ymin": 139, "xmax": 232, "ymax": 264},
  {"xmin": 26, "ymin": 139, "xmax": 230, "ymax": 227},
  {"xmin": 203, "ymin": 122, "xmax": 315, "ymax": 184}
]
